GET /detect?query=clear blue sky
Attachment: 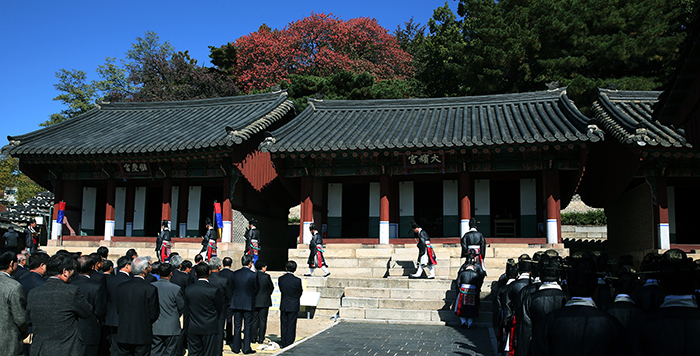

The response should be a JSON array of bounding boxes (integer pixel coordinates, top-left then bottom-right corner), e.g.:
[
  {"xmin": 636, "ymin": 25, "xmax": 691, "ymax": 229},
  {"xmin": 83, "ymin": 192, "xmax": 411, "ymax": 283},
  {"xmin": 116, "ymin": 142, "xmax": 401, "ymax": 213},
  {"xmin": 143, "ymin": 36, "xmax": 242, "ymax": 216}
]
[{"xmin": 0, "ymin": 0, "xmax": 454, "ymax": 147}]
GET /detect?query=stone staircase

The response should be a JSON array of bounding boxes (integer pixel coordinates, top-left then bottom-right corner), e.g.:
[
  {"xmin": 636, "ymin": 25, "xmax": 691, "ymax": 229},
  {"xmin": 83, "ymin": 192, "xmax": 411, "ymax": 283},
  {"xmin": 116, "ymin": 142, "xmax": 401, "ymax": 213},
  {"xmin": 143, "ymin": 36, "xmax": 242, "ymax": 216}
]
[{"xmin": 290, "ymin": 243, "xmax": 568, "ymax": 325}]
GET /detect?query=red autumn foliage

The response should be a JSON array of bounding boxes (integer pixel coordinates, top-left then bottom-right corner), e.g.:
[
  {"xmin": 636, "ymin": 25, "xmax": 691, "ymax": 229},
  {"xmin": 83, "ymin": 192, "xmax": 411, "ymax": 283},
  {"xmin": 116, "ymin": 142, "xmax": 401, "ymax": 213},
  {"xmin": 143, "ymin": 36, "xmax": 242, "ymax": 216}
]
[{"xmin": 230, "ymin": 13, "xmax": 413, "ymax": 92}]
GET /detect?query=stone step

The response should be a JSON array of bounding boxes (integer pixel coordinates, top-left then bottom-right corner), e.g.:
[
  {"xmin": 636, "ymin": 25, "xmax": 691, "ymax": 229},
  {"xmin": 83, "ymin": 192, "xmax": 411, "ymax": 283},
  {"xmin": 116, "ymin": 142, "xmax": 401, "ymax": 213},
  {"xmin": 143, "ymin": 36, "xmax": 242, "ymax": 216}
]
[
  {"xmin": 343, "ymin": 287, "xmax": 493, "ymax": 301},
  {"xmin": 340, "ymin": 307, "xmax": 492, "ymax": 325},
  {"xmin": 342, "ymin": 297, "xmax": 451, "ymax": 311}
]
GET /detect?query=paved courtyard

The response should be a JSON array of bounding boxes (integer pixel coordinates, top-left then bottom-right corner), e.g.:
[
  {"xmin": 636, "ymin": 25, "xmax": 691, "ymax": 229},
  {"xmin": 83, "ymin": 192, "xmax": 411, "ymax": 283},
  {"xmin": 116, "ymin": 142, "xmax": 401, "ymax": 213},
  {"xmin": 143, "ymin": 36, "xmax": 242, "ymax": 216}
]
[{"xmin": 278, "ymin": 322, "xmax": 496, "ymax": 356}]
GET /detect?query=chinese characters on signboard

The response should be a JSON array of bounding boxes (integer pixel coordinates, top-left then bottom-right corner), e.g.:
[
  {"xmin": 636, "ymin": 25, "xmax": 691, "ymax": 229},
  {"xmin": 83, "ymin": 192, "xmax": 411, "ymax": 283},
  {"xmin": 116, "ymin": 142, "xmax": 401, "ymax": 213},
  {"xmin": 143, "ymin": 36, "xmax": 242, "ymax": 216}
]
[
  {"xmin": 406, "ymin": 153, "xmax": 442, "ymax": 165},
  {"xmin": 123, "ymin": 162, "xmax": 149, "ymax": 173}
]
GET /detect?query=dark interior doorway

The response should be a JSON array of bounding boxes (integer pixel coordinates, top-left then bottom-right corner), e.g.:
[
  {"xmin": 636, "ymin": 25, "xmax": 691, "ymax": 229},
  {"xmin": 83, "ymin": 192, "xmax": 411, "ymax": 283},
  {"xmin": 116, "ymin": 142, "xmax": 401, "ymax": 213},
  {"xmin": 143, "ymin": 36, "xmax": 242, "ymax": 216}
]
[
  {"xmin": 414, "ymin": 181, "xmax": 443, "ymax": 237},
  {"xmin": 94, "ymin": 187, "xmax": 107, "ymax": 236},
  {"xmin": 145, "ymin": 187, "xmax": 164, "ymax": 237},
  {"xmin": 490, "ymin": 180, "xmax": 520, "ymax": 237},
  {"xmin": 342, "ymin": 183, "xmax": 369, "ymax": 238},
  {"xmin": 674, "ymin": 186, "xmax": 700, "ymax": 244},
  {"xmin": 198, "ymin": 186, "xmax": 223, "ymax": 237}
]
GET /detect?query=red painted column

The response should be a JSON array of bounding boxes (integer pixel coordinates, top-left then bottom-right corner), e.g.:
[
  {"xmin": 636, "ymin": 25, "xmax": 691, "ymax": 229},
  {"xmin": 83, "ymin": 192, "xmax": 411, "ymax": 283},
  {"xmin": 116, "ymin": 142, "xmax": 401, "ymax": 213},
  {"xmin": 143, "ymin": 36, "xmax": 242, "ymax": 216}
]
[
  {"xmin": 544, "ymin": 170, "xmax": 561, "ymax": 244},
  {"xmin": 51, "ymin": 180, "xmax": 64, "ymax": 240},
  {"xmin": 379, "ymin": 175, "xmax": 390, "ymax": 244},
  {"xmin": 300, "ymin": 176, "xmax": 314, "ymax": 244},
  {"xmin": 222, "ymin": 176, "xmax": 232, "ymax": 243},
  {"xmin": 104, "ymin": 179, "xmax": 116, "ymax": 240},
  {"xmin": 161, "ymin": 178, "xmax": 172, "ymax": 223},
  {"xmin": 459, "ymin": 172, "xmax": 472, "ymax": 237}
]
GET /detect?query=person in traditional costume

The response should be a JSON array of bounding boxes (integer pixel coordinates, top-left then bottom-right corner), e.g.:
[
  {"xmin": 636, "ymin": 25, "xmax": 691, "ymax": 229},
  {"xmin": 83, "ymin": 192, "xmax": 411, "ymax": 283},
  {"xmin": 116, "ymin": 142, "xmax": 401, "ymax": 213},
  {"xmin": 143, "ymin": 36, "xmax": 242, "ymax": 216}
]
[
  {"xmin": 200, "ymin": 218, "xmax": 217, "ymax": 261},
  {"xmin": 410, "ymin": 220, "xmax": 437, "ymax": 279},
  {"xmin": 304, "ymin": 223, "xmax": 330, "ymax": 277},
  {"xmin": 496, "ymin": 258, "xmax": 518, "ymax": 352},
  {"xmin": 502, "ymin": 255, "xmax": 532, "ymax": 354},
  {"xmin": 517, "ymin": 251, "xmax": 567, "ymax": 356},
  {"xmin": 633, "ymin": 252, "xmax": 665, "ymax": 311},
  {"xmin": 156, "ymin": 219, "xmax": 172, "ymax": 262},
  {"xmin": 454, "ymin": 251, "xmax": 484, "ymax": 328},
  {"xmin": 602, "ymin": 265, "xmax": 643, "ymax": 330},
  {"xmin": 244, "ymin": 219, "xmax": 261, "ymax": 270},
  {"xmin": 532, "ymin": 254, "xmax": 627, "ymax": 356},
  {"xmin": 461, "ymin": 219, "xmax": 486, "ymax": 272},
  {"xmin": 628, "ymin": 249, "xmax": 700, "ymax": 356}
]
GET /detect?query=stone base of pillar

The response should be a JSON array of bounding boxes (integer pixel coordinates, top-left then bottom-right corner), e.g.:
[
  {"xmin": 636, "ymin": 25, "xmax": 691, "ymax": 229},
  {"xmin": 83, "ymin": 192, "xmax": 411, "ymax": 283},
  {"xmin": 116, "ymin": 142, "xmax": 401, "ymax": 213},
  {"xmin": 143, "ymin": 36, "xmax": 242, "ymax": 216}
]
[
  {"xmin": 51, "ymin": 221, "xmax": 62, "ymax": 240},
  {"xmin": 104, "ymin": 220, "xmax": 115, "ymax": 241},
  {"xmin": 546, "ymin": 219, "xmax": 558, "ymax": 244},
  {"xmin": 302, "ymin": 221, "xmax": 313, "ymax": 244},
  {"xmin": 460, "ymin": 219, "xmax": 470, "ymax": 238},
  {"xmin": 379, "ymin": 221, "xmax": 389, "ymax": 244},
  {"xmin": 222, "ymin": 221, "xmax": 232, "ymax": 243},
  {"xmin": 658, "ymin": 223, "xmax": 670, "ymax": 249}
]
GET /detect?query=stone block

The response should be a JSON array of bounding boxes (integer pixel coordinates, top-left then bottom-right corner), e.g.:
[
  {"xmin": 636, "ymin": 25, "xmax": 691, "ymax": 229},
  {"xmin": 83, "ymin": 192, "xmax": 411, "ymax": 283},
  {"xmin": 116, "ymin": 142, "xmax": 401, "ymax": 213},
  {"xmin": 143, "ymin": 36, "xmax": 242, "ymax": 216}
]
[
  {"xmin": 408, "ymin": 279, "xmax": 453, "ymax": 290},
  {"xmin": 302, "ymin": 277, "xmax": 328, "ymax": 288},
  {"xmin": 378, "ymin": 298, "xmax": 449, "ymax": 311},
  {"xmin": 324, "ymin": 248, "xmax": 356, "ymax": 258},
  {"xmin": 318, "ymin": 297, "xmax": 340, "ymax": 309},
  {"xmin": 341, "ymin": 297, "xmax": 379, "ymax": 308},
  {"xmin": 365, "ymin": 308, "xmax": 430, "ymax": 321},
  {"xmin": 355, "ymin": 249, "xmax": 393, "ymax": 258},
  {"xmin": 345, "ymin": 287, "xmax": 391, "ymax": 298},
  {"xmin": 339, "ymin": 307, "xmax": 365, "ymax": 319},
  {"xmin": 364, "ymin": 258, "xmax": 393, "ymax": 268},
  {"xmin": 371, "ymin": 268, "xmax": 392, "ymax": 278},
  {"xmin": 324, "ymin": 258, "xmax": 358, "ymax": 268},
  {"xmin": 320, "ymin": 287, "xmax": 345, "ymax": 298},
  {"xmin": 389, "ymin": 288, "xmax": 456, "ymax": 300}
]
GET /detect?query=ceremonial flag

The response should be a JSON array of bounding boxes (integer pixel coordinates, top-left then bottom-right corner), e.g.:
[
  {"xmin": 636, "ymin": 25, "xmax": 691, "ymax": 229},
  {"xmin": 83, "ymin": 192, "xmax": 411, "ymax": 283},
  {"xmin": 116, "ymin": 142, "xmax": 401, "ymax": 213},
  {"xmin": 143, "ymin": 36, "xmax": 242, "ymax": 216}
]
[
  {"xmin": 56, "ymin": 201, "xmax": 66, "ymax": 224},
  {"xmin": 214, "ymin": 201, "xmax": 223, "ymax": 238}
]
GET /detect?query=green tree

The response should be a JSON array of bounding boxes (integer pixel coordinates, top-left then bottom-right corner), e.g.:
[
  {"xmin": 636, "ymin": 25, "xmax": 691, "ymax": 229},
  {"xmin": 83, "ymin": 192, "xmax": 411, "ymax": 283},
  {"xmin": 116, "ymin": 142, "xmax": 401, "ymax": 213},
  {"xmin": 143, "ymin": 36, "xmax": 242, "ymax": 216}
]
[
  {"xmin": 454, "ymin": 0, "xmax": 700, "ymax": 105},
  {"xmin": 42, "ymin": 69, "xmax": 97, "ymax": 127},
  {"xmin": 0, "ymin": 156, "xmax": 43, "ymax": 204}
]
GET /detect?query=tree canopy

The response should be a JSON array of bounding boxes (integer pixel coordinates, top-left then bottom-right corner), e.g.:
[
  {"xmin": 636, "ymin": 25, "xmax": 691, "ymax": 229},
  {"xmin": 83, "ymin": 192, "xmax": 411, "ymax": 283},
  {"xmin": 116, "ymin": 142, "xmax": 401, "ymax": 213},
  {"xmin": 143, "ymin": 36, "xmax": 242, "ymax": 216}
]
[
  {"xmin": 225, "ymin": 13, "xmax": 414, "ymax": 92},
  {"xmin": 0, "ymin": 156, "xmax": 43, "ymax": 204}
]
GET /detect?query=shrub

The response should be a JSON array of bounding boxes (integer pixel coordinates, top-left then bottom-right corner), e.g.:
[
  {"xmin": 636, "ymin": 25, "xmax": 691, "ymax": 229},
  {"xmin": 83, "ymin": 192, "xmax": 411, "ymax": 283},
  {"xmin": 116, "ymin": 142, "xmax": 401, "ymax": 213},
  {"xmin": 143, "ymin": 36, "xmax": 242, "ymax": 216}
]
[{"xmin": 561, "ymin": 210, "xmax": 606, "ymax": 225}]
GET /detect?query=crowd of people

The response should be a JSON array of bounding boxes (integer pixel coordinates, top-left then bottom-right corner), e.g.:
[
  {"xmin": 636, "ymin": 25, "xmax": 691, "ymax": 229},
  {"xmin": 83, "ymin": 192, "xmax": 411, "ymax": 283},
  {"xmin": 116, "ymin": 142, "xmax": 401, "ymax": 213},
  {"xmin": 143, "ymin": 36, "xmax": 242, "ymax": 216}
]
[
  {"xmin": 0, "ymin": 244, "xmax": 305, "ymax": 356},
  {"xmin": 483, "ymin": 249, "xmax": 700, "ymax": 355}
]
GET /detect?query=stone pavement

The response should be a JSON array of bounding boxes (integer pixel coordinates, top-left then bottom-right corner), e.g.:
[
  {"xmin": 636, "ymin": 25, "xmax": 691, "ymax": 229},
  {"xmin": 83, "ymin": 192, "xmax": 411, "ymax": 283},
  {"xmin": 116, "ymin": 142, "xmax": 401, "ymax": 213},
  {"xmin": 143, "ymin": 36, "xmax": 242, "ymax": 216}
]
[{"xmin": 276, "ymin": 322, "xmax": 496, "ymax": 356}]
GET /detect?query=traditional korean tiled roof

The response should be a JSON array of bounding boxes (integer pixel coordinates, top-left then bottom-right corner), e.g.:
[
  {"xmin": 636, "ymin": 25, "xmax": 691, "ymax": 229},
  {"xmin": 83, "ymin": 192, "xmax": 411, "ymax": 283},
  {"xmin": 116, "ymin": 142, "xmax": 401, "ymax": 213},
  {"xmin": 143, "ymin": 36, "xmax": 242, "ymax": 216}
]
[
  {"xmin": 4, "ymin": 92, "xmax": 294, "ymax": 158},
  {"xmin": 591, "ymin": 89, "xmax": 691, "ymax": 148},
  {"xmin": 260, "ymin": 88, "xmax": 601, "ymax": 153},
  {"xmin": 0, "ymin": 191, "xmax": 53, "ymax": 230}
]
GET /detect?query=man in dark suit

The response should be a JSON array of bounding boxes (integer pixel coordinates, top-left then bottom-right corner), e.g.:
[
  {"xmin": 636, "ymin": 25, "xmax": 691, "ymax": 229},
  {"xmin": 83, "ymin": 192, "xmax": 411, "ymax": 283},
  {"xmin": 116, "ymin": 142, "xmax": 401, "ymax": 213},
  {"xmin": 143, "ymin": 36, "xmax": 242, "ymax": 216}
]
[
  {"xmin": 229, "ymin": 254, "xmax": 259, "ymax": 354},
  {"xmin": 185, "ymin": 263, "xmax": 224, "ymax": 356},
  {"xmin": 0, "ymin": 251, "xmax": 28, "ymax": 356},
  {"xmin": 219, "ymin": 257, "xmax": 235, "ymax": 344},
  {"xmin": 278, "ymin": 260, "xmax": 303, "ymax": 348},
  {"xmin": 208, "ymin": 257, "xmax": 233, "ymax": 349},
  {"xmin": 18, "ymin": 252, "xmax": 49, "ymax": 356},
  {"xmin": 190, "ymin": 254, "xmax": 204, "ymax": 285},
  {"xmin": 27, "ymin": 254, "xmax": 93, "ymax": 356},
  {"xmin": 151, "ymin": 263, "xmax": 184, "ymax": 356},
  {"xmin": 106, "ymin": 256, "xmax": 132, "ymax": 356},
  {"xmin": 169, "ymin": 256, "xmax": 192, "ymax": 356},
  {"xmin": 115, "ymin": 256, "xmax": 160, "ymax": 356},
  {"xmin": 250, "ymin": 259, "xmax": 274, "ymax": 344},
  {"xmin": 72, "ymin": 256, "xmax": 109, "ymax": 356},
  {"xmin": 13, "ymin": 253, "xmax": 29, "ymax": 280},
  {"xmin": 89, "ymin": 252, "xmax": 108, "ymax": 288}
]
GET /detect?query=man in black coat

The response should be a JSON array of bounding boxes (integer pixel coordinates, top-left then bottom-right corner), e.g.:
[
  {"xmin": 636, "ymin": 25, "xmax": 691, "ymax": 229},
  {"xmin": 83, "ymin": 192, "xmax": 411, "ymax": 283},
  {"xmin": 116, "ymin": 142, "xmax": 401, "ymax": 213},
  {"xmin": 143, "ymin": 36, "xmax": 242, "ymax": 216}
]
[
  {"xmin": 106, "ymin": 256, "xmax": 132, "ymax": 356},
  {"xmin": 3, "ymin": 226, "xmax": 19, "ymax": 253},
  {"xmin": 88, "ymin": 252, "xmax": 108, "ymax": 288},
  {"xmin": 250, "ymin": 259, "xmax": 274, "ymax": 344},
  {"xmin": 229, "ymin": 254, "xmax": 259, "ymax": 354},
  {"xmin": 208, "ymin": 257, "xmax": 233, "ymax": 349},
  {"xmin": 244, "ymin": 219, "xmax": 261, "ymax": 269},
  {"xmin": 115, "ymin": 256, "xmax": 159, "ymax": 356},
  {"xmin": 18, "ymin": 252, "xmax": 48, "ymax": 356},
  {"xmin": 72, "ymin": 256, "xmax": 109, "ymax": 356},
  {"xmin": 410, "ymin": 220, "xmax": 436, "ymax": 279},
  {"xmin": 461, "ymin": 219, "xmax": 486, "ymax": 268},
  {"xmin": 13, "ymin": 253, "xmax": 29, "ymax": 280},
  {"xmin": 27, "ymin": 254, "xmax": 93, "ymax": 356},
  {"xmin": 219, "ymin": 257, "xmax": 236, "ymax": 345},
  {"xmin": 628, "ymin": 249, "xmax": 700, "ymax": 356},
  {"xmin": 532, "ymin": 255, "xmax": 627, "ymax": 356},
  {"xmin": 185, "ymin": 263, "xmax": 225, "ymax": 356},
  {"xmin": 24, "ymin": 220, "xmax": 38, "ymax": 254},
  {"xmin": 278, "ymin": 260, "xmax": 303, "ymax": 348}
]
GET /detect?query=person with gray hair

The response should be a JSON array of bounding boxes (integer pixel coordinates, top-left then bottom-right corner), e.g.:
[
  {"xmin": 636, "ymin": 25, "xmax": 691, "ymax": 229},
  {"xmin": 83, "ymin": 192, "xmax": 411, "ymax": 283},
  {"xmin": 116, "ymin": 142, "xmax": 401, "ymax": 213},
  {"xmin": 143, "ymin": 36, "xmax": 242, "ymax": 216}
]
[
  {"xmin": 208, "ymin": 256, "xmax": 233, "ymax": 347},
  {"xmin": 115, "ymin": 256, "xmax": 160, "ymax": 355},
  {"xmin": 170, "ymin": 254, "xmax": 183, "ymax": 269}
]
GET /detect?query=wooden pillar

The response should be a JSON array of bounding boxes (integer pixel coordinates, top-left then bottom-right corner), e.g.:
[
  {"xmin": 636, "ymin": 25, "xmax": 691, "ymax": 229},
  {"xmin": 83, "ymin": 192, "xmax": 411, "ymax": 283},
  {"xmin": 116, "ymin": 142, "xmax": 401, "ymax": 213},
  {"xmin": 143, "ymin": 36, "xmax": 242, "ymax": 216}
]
[
  {"xmin": 178, "ymin": 182, "xmax": 189, "ymax": 237},
  {"xmin": 379, "ymin": 175, "xmax": 390, "ymax": 244},
  {"xmin": 161, "ymin": 178, "xmax": 172, "ymax": 226},
  {"xmin": 125, "ymin": 184, "xmax": 135, "ymax": 237},
  {"xmin": 655, "ymin": 177, "xmax": 670, "ymax": 249},
  {"xmin": 104, "ymin": 179, "xmax": 116, "ymax": 241},
  {"xmin": 222, "ymin": 176, "xmax": 232, "ymax": 243},
  {"xmin": 459, "ymin": 172, "xmax": 472, "ymax": 237},
  {"xmin": 51, "ymin": 180, "xmax": 64, "ymax": 240},
  {"xmin": 300, "ymin": 176, "xmax": 314, "ymax": 244},
  {"xmin": 544, "ymin": 170, "xmax": 561, "ymax": 244}
]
